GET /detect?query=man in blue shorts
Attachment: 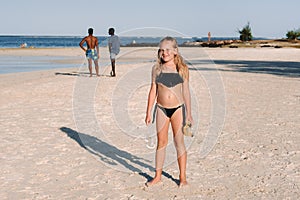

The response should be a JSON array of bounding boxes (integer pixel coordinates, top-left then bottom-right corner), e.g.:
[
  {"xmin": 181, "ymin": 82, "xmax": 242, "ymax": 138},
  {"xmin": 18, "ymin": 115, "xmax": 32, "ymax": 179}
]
[{"xmin": 80, "ymin": 28, "xmax": 100, "ymax": 77}]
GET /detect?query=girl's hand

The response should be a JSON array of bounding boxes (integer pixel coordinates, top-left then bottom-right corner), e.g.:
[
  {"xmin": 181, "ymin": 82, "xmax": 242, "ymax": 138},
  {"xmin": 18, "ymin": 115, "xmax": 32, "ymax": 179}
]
[
  {"xmin": 186, "ymin": 115, "xmax": 194, "ymax": 126},
  {"xmin": 145, "ymin": 114, "xmax": 152, "ymax": 126}
]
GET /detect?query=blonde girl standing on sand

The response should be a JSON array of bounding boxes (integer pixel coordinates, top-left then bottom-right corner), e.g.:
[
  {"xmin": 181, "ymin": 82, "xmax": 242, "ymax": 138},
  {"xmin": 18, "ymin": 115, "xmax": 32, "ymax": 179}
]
[{"xmin": 145, "ymin": 36, "xmax": 193, "ymax": 187}]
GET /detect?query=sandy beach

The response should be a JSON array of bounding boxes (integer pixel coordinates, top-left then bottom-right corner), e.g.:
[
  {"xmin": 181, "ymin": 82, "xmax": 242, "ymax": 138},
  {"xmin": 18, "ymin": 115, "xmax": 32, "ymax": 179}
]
[{"xmin": 0, "ymin": 47, "xmax": 299, "ymax": 199}]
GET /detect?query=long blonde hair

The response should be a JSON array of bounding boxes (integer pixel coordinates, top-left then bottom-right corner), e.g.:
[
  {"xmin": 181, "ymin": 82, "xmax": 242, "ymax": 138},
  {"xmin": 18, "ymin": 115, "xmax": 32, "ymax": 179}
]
[{"xmin": 155, "ymin": 36, "xmax": 189, "ymax": 80}]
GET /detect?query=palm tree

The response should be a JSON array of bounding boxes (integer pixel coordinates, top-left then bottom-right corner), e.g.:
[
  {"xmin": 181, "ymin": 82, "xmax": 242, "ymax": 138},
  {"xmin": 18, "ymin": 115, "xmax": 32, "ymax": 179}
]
[
  {"xmin": 286, "ymin": 29, "xmax": 300, "ymax": 40},
  {"xmin": 238, "ymin": 22, "xmax": 253, "ymax": 41}
]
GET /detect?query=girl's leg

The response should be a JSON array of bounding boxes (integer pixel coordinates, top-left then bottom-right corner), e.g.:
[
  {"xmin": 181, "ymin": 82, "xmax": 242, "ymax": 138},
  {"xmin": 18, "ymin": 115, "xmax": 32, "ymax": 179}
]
[
  {"xmin": 146, "ymin": 108, "xmax": 169, "ymax": 186},
  {"xmin": 170, "ymin": 107, "xmax": 187, "ymax": 186}
]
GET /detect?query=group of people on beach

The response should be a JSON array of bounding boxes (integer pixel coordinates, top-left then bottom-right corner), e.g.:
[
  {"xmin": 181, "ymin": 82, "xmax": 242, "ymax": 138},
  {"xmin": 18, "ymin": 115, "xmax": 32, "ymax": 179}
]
[
  {"xmin": 80, "ymin": 28, "xmax": 193, "ymax": 188},
  {"xmin": 79, "ymin": 27, "xmax": 120, "ymax": 77}
]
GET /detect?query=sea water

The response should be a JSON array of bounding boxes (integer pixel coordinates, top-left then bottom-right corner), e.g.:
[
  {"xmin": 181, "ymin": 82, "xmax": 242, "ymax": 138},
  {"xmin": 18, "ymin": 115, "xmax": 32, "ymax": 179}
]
[
  {"xmin": 0, "ymin": 35, "xmax": 192, "ymax": 74},
  {"xmin": 0, "ymin": 35, "xmax": 199, "ymax": 48},
  {"xmin": 0, "ymin": 35, "xmax": 244, "ymax": 74},
  {"xmin": 0, "ymin": 55, "xmax": 80, "ymax": 74}
]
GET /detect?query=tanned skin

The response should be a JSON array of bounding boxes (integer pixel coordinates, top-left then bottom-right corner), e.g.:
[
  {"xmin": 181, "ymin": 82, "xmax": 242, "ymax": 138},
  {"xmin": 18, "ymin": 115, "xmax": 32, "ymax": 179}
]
[{"xmin": 79, "ymin": 30, "xmax": 100, "ymax": 77}]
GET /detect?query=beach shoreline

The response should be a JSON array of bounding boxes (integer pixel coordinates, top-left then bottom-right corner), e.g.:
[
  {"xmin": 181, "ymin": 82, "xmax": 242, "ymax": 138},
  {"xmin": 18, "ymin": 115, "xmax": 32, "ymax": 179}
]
[
  {"xmin": 1, "ymin": 47, "xmax": 299, "ymax": 199},
  {"xmin": 1, "ymin": 46, "xmax": 300, "ymax": 75}
]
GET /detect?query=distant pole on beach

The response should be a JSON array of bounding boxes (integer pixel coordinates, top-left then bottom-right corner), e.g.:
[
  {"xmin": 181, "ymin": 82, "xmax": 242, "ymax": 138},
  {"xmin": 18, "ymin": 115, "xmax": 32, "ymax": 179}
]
[{"xmin": 208, "ymin": 32, "xmax": 211, "ymax": 42}]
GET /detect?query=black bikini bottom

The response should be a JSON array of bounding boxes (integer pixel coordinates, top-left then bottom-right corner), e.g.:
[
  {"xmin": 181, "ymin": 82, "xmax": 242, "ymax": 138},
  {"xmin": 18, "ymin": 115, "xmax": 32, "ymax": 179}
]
[{"xmin": 152, "ymin": 104, "xmax": 186, "ymax": 126}]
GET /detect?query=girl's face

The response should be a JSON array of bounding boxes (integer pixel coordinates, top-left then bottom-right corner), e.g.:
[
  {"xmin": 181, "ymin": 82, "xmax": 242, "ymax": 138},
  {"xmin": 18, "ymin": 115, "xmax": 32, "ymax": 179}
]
[{"xmin": 158, "ymin": 40, "xmax": 178, "ymax": 63}]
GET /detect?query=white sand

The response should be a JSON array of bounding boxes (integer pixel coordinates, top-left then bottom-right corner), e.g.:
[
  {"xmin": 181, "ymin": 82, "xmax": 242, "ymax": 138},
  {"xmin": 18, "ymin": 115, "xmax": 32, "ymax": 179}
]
[{"xmin": 0, "ymin": 47, "xmax": 299, "ymax": 199}]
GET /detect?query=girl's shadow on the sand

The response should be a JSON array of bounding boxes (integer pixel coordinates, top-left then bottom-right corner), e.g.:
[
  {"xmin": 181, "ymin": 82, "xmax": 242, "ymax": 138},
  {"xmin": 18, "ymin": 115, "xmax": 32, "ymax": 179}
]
[{"xmin": 60, "ymin": 127, "xmax": 179, "ymax": 185}]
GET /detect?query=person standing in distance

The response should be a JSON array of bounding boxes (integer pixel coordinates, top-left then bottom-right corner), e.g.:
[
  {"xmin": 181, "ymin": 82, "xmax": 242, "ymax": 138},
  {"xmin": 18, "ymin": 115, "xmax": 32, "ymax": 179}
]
[
  {"xmin": 108, "ymin": 28, "xmax": 120, "ymax": 77},
  {"xmin": 79, "ymin": 28, "xmax": 100, "ymax": 77}
]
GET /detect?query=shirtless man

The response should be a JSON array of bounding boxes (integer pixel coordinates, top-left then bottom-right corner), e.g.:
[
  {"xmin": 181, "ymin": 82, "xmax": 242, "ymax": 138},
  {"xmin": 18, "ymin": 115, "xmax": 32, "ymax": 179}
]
[{"xmin": 79, "ymin": 28, "xmax": 100, "ymax": 77}]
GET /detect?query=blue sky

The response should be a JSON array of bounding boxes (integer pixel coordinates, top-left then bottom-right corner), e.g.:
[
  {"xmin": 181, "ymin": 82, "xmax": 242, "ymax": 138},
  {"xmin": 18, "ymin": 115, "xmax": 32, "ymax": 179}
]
[{"xmin": 1, "ymin": 0, "xmax": 299, "ymax": 38}]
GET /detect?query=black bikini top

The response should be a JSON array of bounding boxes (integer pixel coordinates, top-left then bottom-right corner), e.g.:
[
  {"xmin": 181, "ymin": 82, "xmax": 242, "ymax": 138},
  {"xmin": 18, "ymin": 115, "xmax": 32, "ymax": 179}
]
[{"xmin": 156, "ymin": 72, "xmax": 183, "ymax": 88}]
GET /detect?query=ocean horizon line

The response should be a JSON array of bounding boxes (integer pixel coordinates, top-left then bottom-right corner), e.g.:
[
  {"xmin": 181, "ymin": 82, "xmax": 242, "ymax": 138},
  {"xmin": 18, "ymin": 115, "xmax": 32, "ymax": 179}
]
[
  {"xmin": 0, "ymin": 34, "xmax": 274, "ymax": 39},
  {"xmin": 0, "ymin": 35, "xmax": 276, "ymax": 49}
]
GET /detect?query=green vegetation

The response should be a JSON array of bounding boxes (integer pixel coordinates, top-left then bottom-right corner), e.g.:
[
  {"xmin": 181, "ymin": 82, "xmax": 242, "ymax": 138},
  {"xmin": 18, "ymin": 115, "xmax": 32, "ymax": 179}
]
[
  {"xmin": 238, "ymin": 22, "xmax": 253, "ymax": 41},
  {"xmin": 286, "ymin": 29, "xmax": 300, "ymax": 40}
]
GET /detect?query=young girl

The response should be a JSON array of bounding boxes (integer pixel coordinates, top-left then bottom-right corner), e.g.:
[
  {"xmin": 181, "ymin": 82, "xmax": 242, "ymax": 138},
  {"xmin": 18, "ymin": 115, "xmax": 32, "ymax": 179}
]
[{"xmin": 145, "ymin": 36, "xmax": 193, "ymax": 187}]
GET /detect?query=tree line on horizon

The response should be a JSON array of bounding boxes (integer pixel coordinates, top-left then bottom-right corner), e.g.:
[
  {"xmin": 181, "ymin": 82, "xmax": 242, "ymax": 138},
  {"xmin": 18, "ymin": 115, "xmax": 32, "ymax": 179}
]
[{"xmin": 238, "ymin": 22, "xmax": 300, "ymax": 41}]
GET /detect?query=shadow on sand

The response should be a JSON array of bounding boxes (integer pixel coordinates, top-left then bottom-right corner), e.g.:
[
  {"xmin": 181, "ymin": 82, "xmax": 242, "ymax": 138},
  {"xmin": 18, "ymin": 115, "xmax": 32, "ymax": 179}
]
[
  {"xmin": 187, "ymin": 59, "xmax": 300, "ymax": 78},
  {"xmin": 60, "ymin": 127, "xmax": 179, "ymax": 185},
  {"xmin": 55, "ymin": 71, "xmax": 111, "ymax": 77}
]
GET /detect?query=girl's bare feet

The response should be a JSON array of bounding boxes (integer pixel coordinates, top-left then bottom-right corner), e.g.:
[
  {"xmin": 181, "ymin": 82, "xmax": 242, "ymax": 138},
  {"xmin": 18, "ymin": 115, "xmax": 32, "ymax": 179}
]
[
  {"xmin": 179, "ymin": 180, "xmax": 188, "ymax": 188},
  {"xmin": 145, "ymin": 177, "xmax": 162, "ymax": 187}
]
